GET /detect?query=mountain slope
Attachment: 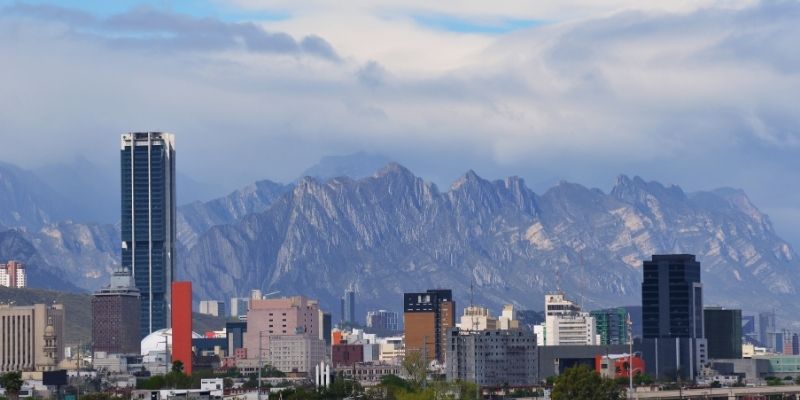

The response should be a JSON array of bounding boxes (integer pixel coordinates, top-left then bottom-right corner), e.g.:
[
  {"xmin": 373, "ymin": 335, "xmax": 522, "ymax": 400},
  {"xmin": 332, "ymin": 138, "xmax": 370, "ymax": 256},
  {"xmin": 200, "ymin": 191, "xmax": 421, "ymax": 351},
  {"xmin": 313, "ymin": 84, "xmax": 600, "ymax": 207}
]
[
  {"xmin": 177, "ymin": 179, "xmax": 291, "ymax": 249},
  {"xmin": 181, "ymin": 164, "xmax": 800, "ymax": 324},
  {"xmin": 0, "ymin": 162, "xmax": 74, "ymax": 229}
]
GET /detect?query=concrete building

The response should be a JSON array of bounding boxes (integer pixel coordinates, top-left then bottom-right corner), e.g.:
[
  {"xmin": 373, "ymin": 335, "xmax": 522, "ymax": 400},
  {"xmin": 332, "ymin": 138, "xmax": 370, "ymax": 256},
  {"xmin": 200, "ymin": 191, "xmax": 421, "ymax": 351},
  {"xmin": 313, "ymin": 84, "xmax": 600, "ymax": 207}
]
[
  {"xmin": 332, "ymin": 344, "xmax": 364, "ymax": 367},
  {"xmin": 0, "ymin": 303, "xmax": 65, "ymax": 372},
  {"xmin": 339, "ymin": 362, "xmax": 402, "ymax": 385},
  {"xmin": 121, "ymin": 132, "xmax": 176, "ymax": 338},
  {"xmin": 641, "ymin": 254, "xmax": 708, "ymax": 380},
  {"xmin": 198, "ymin": 301, "xmax": 225, "ymax": 317},
  {"xmin": 498, "ymin": 305, "xmax": 519, "ymax": 330},
  {"xmin": 378, "ymin": 337, "xmax": 404, "ymax": 364},
  {"xmin": 596, "ymin": 353, "xmax": 645, "ymax": 379},
  {"xmin": 242, "ymin": 296, "xmax": 324, "ymax": 376},
  {"xmin": 0, "ymin": 260, "xmax": 26, "ymax": 288},
  {"xmin": 264, "ymin": 335, "xmax": 325, "ymax": 374},
  {"xmin": 92, "ymin": 268, "xmax": 141, "ymax": 355},
  {"xmin": 591, "ymin": 307, "xmax": 628, "ymax": 345},
  {"xmin": 366, "ymin": 310, "xmax": 399, "ymax": 332},
  {"xmin": 538, "ymin": 293, "xmax": 598, "ymax": 346},
  {"xmin": 536, "ymin": 344, "xmax": 630, "ymax": 381},
  {"xmin": 704, "ymin": 307, "xmax": 742, "ymax": 359},
  {"xmin": 446, "ymin": 328, "xmax": 537, "ymax": 387},
  {"xmin": 404, "ymin": 289, "xmax": 455, "ymax": 364},
  {"xmin": 459, "ymin": 306, "xmax": 497, "ymax": 331},
  {"xmin": 230, "ymin": 297, "xmax": 249, "ymax": 318}
]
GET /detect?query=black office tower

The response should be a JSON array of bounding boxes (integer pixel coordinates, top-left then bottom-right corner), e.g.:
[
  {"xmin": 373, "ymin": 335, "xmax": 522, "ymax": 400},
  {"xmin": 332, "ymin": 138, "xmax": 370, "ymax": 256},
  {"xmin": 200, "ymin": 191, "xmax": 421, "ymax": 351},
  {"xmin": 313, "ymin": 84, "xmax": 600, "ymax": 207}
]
[
  {"xmin": 641, "ymin": 254, "xmax": 707, "ymax": 380},
  {"xmin": 704, "ymin": 307, "xmax": 742, "ymax": 359},
  {"xmin": 121, "ymin": 132, "xmax": 176, "ymax": 338}
]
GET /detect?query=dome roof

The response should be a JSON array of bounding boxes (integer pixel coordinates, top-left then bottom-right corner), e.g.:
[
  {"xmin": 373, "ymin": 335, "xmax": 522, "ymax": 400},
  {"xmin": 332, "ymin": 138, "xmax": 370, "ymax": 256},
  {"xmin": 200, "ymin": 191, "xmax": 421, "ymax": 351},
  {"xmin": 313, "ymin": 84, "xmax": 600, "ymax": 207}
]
[{"xmin": 140, "ymin": 328, "xmax": 202, "ymax": 355}]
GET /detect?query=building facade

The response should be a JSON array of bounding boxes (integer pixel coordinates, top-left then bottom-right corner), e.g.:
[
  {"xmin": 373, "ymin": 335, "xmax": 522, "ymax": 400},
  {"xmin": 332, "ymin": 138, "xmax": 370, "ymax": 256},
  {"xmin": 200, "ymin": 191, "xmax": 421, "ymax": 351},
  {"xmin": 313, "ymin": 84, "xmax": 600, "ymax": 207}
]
[
  {"xmin": 264, "ymin": 335, "xmax": 326, "ymax": 374},
  {"xmin": 366, "ymin": 310, "xmax": 399, "ymax": 332},
  {"xmin": 229, "ymin": 297, "xmax": 249, "ymax": 318},
  {"xmin": 446, "ymin": 328, "xmax": 537, "ymax": 387},
  {"xmin": 92, "ymin": 269, "xmax": 141, "ymax": 355},
  {"xmin": 0, "ymin": 303, "xmax": 65, "ymax": 372},
  {"xmin": 641, "ymin": 254, "xmax": 708, "ymax": 380},
  {"xmin": 759, "ymin": 311, "xmax": 777, "ymax": 352},
  {"xmin": 242, "ymin": 296, "xmax": 324, "ymax": 377},
  {"xmin": 121, "ymin": 132, "xmax": 176, "ymax": 338},
  {"xmin": 332, "ymin": 344, "xmax": 364, "ymax": 367},
  {"xmin": 459, "ymin": 306, "xmax": 497, "ymax": 331},
  {"xmin": 343, "ymin": 290, "xmax": 356, "ymax": 325},
  {"xmin": 404, "ymin": 289, "xmax": 455, "ymax": 364},
  {"xmin": 539, "ymin": 293, "xmax": 598, "ymax": 346},
  {"xmin": 591, "ymin": 307, "xmax": 628, "ymax": 345},
  {"xmin": 198, "ymin": 300, "xmax": 225, "ymax": 317},
  {"xmin": 704, "ymin": 307, "xmax": 742, "ymax": 359},
  {"xmin": 0, "ymin": 260, "xmax": 26, "ymax": 288}
]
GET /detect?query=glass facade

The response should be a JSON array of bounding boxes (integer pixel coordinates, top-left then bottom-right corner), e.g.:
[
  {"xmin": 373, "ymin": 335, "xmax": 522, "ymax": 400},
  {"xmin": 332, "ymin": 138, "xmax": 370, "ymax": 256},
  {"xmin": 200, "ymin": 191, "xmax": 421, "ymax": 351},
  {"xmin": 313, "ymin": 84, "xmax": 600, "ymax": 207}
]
[
  {"xmin": 704, "ymin": 307, "xmax": 742, "ymax": 359},
  {"xmin": 121, "ymin": 133, "xmax": 176, "ymax": 338},
  {"xmin": 591, "ymin": 307, "xmax": 628, "ymax": 345}
]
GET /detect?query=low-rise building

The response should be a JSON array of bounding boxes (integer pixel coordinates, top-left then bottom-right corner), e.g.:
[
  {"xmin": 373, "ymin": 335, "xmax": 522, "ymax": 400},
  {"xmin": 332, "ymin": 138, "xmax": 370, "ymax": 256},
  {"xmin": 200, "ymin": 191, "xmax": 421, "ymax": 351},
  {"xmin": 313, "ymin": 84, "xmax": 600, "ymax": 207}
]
[
  {"xmin": 446, "ymin": 328, "xmax": 537, "ymax": 387},
  {"xmin": 339, "ymin": 362, "xmax": 402, "ymax": 385},
  {"xmin": 0, "ymin": 303, "xmax": 64, "ymax": 372},
  {"xmin": 265, "ymin": 335, "xmax": 326, "ymax": 375},
  {"xmin": 595, "ymin": 353, "xmax": 645, "ymax": 379},
  {"xmin": 332, "ymin": 343, "xmax": 364, "ymax": 367}
]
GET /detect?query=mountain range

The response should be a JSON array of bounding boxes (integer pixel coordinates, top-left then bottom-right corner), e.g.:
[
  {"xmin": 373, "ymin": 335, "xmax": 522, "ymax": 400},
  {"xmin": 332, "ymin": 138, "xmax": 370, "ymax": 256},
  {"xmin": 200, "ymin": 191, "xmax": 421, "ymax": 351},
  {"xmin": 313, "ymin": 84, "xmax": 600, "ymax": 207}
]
[{"xmin": 0, "ymin": 156, "xmax": 798, "ymax": 326}]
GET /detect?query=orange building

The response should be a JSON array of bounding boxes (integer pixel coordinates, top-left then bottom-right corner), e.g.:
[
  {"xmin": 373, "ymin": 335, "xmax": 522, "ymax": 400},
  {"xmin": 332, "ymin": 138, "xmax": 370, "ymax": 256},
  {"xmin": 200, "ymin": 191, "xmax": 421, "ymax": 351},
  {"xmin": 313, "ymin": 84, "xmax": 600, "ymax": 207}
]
[
  {"xmin": 403, "ymin": 289, "xmax": 455, "ymax": 364},
  {"xmin": 595, "ymin": 353, "xmax": 645, "ymax": 379},
  {"xmin": 171, "ymin": 281, "xmax": 193, "ymax": 375}
]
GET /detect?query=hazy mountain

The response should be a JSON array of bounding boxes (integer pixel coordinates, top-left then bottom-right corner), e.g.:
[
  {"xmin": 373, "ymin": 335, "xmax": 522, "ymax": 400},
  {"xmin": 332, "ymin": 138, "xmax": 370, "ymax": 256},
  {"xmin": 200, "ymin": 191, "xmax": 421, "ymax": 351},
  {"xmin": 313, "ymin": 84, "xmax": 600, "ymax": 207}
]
[
  {"xmin": 177, "ymin": 179, "xmax": 291, "ymax": 249},
  {"xmin": 180, "ymin": 164, "xmax": 800, "ymax": 324},
  {"xmin": 299, "ymin": 152, "xmax": 392, "ymax": 181},
  {"xmin": 0, "ymin": 229, "xmax": 83, "ymax": 292},
  {"xmin": 0, "ymin": 161, "xmax": 74, "ymax": 229},
  {"xmin": 33, "ymin": 156, "xmax": 118, "ymax": 224}
]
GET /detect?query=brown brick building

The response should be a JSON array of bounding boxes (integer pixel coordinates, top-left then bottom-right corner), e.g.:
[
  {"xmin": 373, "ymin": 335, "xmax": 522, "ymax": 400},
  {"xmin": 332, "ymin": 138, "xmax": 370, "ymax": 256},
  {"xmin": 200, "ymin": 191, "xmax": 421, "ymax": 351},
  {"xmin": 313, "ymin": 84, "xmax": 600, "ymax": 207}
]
[
  {"xmin": 332, "ymin": 343, "xmax": 364, "ymax": 367},
  {"xmin": 92, "ymin": 269, "xmax": 141, "ymax": 355},
  {"xmin": 403, "ymin": 289, "xmax": 455, "ymax": 364}
]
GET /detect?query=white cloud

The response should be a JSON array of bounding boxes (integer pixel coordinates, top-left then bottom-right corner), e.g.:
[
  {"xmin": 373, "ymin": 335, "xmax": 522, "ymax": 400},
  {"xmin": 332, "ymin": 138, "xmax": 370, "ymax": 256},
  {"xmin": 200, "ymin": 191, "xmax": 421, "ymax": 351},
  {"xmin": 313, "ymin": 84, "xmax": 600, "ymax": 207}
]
[{"xmin": 0, "ymin": 1, "xmax": 798, "ymax": 246}]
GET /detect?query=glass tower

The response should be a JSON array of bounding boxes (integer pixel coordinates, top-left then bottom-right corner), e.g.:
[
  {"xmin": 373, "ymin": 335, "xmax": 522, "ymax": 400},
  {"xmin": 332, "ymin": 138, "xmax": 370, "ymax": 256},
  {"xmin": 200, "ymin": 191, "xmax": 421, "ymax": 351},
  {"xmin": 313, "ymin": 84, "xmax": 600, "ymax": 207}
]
[
  {"xmin": 641, "ymin": 254, "xmax": 707, "ymax": 380},
  {"xmin": 121, "ymin": 132, "xmax": 176, "ymax": 338}
]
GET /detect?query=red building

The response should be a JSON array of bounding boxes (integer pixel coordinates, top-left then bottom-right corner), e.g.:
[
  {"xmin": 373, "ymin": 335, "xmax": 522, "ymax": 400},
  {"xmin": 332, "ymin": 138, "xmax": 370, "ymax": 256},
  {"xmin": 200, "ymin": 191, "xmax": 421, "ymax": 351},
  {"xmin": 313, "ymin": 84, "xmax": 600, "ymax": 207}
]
[
  {"xmin": 332, "ymin": 343, "xmax": 364, "ymax": 367},
  {"xmin": 595, "ymin": 354, "xmax": 645, "ymax": 379},
  {"xmin": 172, "ymin": 281, "xmax": 193, "ymax": 375}
]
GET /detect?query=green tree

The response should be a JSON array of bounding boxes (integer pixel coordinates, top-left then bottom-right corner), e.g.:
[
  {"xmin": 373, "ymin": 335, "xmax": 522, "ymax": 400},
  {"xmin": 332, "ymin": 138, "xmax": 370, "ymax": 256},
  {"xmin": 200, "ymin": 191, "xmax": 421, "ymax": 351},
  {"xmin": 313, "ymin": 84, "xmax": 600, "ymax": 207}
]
[
  {"xmin": 171, "ymin": 360, "xmax": 184, "ymax": 374},
  {"xmin": 551, "ymin": 365, "xmax": 624, "ymax": 400},
  {"xmin": 401, "ymin": 351, "xmax": 428, "ymax": 389},
  {"xmin": 0, "ymin": 372, "xmax": 23, "ymax": 400}
]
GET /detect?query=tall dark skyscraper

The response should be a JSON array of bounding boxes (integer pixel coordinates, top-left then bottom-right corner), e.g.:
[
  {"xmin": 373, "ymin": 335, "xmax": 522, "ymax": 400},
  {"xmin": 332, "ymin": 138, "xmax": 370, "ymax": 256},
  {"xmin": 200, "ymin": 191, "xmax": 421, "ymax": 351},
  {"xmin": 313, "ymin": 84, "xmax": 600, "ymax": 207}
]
[
  {"xmin": 641, "ymin": 254, "xmax": 707, "ymax": 380},
  {"xmin": 121, "ymin": 132, "xmax": 176, "ymax": 338},
  {"xmin": 344, "ymin": 289, "xmax": 356, "ymax": 325},
  {"xmin": 704, "ymin": 307, "xmax": 742, "ymax": 359}
]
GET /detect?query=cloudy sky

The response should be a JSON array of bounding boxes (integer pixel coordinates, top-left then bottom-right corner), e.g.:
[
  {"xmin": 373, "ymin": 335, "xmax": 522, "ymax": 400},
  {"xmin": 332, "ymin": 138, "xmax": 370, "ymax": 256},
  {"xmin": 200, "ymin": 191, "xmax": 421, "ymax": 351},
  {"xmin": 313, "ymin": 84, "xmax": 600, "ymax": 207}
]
[{"xmin": 1, "ymin": 0, "xmax": 799, "ymax": 244}]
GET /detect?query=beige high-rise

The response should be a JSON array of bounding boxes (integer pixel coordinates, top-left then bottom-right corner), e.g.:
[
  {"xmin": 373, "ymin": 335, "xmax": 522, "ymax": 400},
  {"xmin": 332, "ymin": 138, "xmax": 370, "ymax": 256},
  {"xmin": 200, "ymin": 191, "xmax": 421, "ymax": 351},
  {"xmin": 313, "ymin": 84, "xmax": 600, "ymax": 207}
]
[{"xmin": 0, "ymin": 304, "xmax": 65, "ymax": 372}]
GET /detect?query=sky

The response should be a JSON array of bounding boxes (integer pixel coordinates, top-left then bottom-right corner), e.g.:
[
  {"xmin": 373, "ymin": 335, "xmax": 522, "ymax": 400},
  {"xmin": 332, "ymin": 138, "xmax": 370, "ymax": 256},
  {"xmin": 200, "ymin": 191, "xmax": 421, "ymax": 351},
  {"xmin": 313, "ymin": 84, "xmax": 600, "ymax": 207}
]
[{"xmin": 1, "ymin": 0, "xmax": 799, "ymax": 245}]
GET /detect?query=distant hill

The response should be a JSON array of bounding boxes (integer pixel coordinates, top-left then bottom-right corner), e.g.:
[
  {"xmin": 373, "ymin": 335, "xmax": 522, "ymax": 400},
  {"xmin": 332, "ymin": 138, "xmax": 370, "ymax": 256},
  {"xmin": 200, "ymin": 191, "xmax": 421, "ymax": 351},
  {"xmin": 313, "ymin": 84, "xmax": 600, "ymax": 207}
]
[{"xmin": 0, "ymin": 286, "xmax": 230, "ymax": 347}]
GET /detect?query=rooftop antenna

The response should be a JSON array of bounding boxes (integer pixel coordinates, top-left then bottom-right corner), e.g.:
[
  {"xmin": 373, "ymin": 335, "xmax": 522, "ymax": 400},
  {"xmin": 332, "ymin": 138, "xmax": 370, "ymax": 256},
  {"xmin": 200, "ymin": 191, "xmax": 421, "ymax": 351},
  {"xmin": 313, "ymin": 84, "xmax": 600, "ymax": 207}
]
[
  {"xmin": 555, "ymin": 264, "xmax": 562, "ymax": 294},
  {"xmin": 470, "ymin": 275, "xmax": 478, "ymax": 332}
]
